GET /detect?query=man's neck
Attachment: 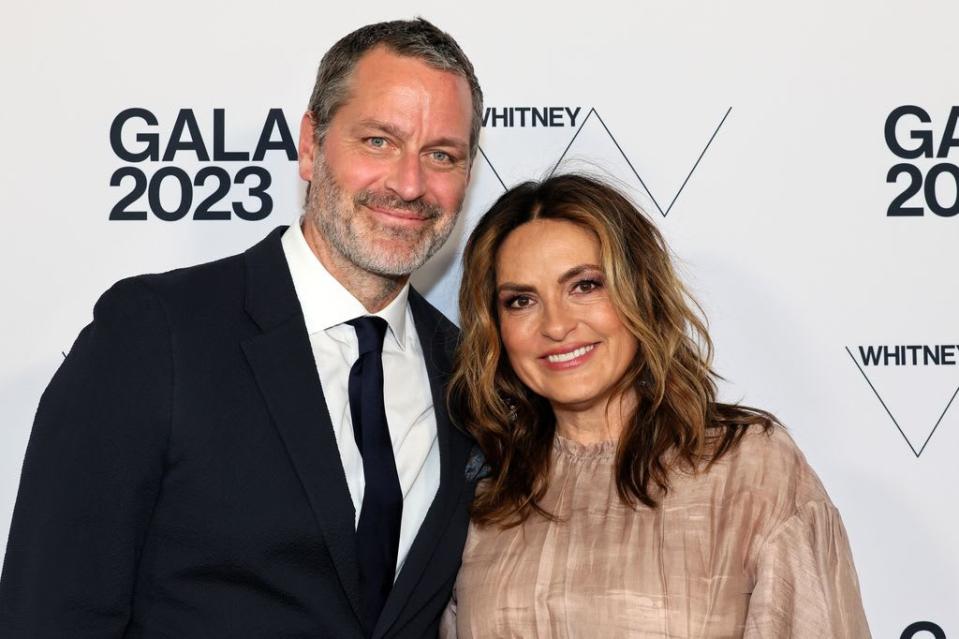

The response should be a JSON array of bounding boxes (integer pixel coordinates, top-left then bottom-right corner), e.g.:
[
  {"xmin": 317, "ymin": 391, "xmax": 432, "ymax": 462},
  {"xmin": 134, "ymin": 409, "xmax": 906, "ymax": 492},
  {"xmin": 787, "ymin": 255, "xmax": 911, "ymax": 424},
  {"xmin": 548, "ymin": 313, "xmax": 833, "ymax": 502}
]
[{"xmin": 301, "ymin": 221, "xmax": 407, "ymax": 313}]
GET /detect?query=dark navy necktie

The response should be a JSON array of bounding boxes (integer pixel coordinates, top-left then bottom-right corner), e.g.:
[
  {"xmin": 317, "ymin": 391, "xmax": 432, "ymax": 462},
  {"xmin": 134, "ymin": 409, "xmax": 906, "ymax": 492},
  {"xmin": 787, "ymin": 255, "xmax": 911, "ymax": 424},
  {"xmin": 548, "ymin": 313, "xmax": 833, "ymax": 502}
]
[{"xmin": 346, "ymin": 316, "xmax": 403, "ymax": 635}]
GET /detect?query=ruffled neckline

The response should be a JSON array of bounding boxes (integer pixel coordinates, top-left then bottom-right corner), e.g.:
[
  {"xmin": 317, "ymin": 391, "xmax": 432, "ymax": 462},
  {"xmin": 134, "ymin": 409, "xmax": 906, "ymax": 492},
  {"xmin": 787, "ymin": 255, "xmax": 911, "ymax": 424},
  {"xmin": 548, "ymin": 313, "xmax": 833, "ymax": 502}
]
[{"xmin": 552, "ymin": 433, "xmax": 617, "ymax": 460}]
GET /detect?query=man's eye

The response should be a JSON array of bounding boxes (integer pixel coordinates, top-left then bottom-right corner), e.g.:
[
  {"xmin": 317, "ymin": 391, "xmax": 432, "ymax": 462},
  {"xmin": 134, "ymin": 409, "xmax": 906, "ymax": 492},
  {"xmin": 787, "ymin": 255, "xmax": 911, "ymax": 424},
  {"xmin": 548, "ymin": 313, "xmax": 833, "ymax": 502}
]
[
  {"xmin": 367, "ymin": 137, "xmax": 387, "ymax": 148},
  {"xmin": 431, "ymin": 150, "xmax": 452, "ymax": 163}
]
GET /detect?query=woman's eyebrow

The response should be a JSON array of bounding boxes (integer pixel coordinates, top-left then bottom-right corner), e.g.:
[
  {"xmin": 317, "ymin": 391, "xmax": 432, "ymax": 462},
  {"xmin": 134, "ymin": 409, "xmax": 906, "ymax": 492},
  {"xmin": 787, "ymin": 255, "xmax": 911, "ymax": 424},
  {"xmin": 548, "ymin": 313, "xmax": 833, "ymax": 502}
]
[
  {"xmin": 496, "ymin": 282, "xmax": 536, "ymax": 294},
  {"xmin": 557, "ymin": 264, "xmax": 602, "ymax": 284}
]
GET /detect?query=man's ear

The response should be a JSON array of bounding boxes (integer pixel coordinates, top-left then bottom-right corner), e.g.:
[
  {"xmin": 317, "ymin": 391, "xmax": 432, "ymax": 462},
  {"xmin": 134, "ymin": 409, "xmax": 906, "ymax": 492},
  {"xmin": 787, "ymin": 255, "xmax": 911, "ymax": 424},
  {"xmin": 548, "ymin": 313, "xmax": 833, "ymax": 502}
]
[{"xmin": 298, "ymin": 112, "xmax": 317, "ymax": 181}]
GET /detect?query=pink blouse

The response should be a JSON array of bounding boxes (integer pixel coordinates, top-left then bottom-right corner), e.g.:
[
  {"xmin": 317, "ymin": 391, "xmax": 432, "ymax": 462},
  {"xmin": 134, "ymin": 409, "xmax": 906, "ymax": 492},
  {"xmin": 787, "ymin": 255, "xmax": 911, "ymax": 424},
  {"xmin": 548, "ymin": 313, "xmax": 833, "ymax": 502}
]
[{"xmin": 441, "ymin": 426, "xmax": 871, "ymax": 638}]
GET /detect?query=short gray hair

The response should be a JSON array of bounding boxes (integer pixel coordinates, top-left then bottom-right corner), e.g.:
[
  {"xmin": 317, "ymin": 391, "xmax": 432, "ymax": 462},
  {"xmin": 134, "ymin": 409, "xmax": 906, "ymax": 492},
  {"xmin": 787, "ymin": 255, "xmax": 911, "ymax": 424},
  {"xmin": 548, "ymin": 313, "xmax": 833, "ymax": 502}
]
[{"xmin": 307, "ymin": 18, "xmax": 483, "ymax": 161}]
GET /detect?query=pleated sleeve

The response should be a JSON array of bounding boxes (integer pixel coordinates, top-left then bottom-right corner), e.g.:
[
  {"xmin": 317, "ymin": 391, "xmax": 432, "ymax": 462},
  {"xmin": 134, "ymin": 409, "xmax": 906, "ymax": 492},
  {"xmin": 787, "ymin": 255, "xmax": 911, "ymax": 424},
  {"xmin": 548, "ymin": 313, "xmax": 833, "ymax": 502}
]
[{"xmin": 744, "ymin": 499, "xmax": 871, "ymax": 638}]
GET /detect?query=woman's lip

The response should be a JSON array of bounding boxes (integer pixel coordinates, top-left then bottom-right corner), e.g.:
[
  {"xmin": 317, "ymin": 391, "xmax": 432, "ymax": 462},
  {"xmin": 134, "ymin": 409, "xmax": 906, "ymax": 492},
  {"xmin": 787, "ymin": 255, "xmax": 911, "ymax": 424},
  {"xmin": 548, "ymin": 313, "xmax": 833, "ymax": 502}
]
[{"xmin": 540, "ymin": 343, "xmax": 599, "ymax": 370}]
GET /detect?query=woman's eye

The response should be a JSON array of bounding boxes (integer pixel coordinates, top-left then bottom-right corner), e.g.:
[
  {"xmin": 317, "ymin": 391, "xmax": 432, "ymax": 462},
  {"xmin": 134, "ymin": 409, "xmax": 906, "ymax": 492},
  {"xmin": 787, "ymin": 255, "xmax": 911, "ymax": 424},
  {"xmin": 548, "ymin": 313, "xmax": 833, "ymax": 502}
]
[
  {"xmin": 574, "ymin": 279, "xmax": 602, "ymax": 294},
  {"xmin": 504, "ymin": 295, "xmax": 532, "ymax": 309}
]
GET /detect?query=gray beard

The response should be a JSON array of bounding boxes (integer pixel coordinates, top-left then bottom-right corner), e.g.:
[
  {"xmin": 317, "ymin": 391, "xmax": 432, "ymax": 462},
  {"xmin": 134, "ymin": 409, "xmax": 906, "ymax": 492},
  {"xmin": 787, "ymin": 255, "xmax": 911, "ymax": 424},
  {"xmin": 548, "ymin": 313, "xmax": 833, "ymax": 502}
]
[{"xmin": 306, "ymin": 156, "xmax": 459, "ymax": 277}]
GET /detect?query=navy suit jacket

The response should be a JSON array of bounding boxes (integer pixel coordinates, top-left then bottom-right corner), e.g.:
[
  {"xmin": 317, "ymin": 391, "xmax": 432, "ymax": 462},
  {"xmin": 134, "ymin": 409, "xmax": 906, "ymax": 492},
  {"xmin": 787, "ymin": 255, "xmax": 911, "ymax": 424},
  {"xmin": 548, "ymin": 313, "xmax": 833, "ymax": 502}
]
[{"xmin": 0, "ymin": 227, "xmax": 475, "ymax": 638}]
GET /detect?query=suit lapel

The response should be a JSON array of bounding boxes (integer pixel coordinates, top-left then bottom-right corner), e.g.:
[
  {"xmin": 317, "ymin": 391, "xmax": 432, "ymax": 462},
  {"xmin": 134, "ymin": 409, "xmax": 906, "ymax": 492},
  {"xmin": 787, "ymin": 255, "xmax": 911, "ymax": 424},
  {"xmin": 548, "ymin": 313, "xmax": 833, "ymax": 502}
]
[
  {"xmin": 373, "ymin": 290, "xmax": 472, "ymax": 639},
  {"xmin": 240, "ymin": 227, "xmax": 363, "ymax": 623}
]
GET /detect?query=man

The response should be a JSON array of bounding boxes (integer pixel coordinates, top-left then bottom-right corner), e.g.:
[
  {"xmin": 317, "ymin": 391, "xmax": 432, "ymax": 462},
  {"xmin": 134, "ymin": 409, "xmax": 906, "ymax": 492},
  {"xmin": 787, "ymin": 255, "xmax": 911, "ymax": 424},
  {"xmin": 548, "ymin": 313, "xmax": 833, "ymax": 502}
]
[{"xmin": 0, "ymin": 18, "xmax": 482, "ymax": 638}]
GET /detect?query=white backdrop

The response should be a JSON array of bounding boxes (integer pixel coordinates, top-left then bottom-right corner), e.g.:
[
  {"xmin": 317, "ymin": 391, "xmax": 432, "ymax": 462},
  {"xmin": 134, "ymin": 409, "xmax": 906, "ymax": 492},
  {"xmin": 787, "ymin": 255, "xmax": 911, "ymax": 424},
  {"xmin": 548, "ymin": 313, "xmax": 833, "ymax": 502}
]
[{"xmin": 2, "ymin": 2, "xmax": 957, "ymax": 636}]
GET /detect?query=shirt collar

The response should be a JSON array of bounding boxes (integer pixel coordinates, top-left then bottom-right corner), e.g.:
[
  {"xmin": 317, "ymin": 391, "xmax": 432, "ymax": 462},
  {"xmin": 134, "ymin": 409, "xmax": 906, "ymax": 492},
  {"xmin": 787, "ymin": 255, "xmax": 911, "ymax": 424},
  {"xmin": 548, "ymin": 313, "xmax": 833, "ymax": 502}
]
[{"xmin": 281, "ymin": 221, "xmax": 410, "ymax": 349}]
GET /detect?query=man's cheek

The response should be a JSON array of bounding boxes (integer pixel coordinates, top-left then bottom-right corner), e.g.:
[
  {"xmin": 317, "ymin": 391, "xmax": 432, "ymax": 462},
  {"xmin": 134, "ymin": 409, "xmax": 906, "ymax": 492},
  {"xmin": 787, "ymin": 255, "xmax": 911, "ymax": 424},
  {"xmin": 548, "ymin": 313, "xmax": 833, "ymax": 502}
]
[
  {"xmin": 334, "ymin": 158, "xmax": 383, "ymax": 191},
  {"xmin": 434, "ymin": 183, "xmax": 466, "ymax": 213}
]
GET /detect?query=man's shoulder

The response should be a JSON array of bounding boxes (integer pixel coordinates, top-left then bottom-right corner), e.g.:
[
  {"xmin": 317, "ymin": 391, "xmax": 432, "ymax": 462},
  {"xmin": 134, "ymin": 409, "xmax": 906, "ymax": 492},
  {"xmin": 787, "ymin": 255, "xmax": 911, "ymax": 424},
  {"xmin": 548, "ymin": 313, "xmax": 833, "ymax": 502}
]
[
  {"xmin": 117, "ymin": 250, "xmax": 246, "ymax": 323},
  {"xmin": 142, "ymin": 250, "xmax": 243, "ymax": 293},
  {"xmin": 98, "ymin": 227, "xmax": 286, "ymax": 327}
]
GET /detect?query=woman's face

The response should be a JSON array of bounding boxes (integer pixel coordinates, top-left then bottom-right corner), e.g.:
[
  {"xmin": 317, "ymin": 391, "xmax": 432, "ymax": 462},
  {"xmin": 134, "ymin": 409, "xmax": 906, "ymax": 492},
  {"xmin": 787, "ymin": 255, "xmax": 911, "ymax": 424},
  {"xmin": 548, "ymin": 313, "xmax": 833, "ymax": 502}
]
[{"xmin": 495, "ymin": 218, "xmax": 639, "ymax": 413}]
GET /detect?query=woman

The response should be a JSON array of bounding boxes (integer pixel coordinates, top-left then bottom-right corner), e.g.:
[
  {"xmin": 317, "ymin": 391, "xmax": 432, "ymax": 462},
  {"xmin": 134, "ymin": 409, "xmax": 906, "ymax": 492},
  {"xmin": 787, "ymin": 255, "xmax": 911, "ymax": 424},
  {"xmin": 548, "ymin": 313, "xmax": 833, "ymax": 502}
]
[{"xmin": 441, "ymin": 175, "xmax": 870, "ymax": 638}]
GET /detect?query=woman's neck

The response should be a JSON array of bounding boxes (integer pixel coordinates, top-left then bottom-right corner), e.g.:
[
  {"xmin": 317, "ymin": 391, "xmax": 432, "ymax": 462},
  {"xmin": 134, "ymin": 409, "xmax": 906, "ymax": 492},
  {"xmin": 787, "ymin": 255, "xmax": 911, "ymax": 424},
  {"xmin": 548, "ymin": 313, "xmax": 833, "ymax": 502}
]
[{"xmin": 552, "ymin": 391, "xmax": 638, "ymax": 445}]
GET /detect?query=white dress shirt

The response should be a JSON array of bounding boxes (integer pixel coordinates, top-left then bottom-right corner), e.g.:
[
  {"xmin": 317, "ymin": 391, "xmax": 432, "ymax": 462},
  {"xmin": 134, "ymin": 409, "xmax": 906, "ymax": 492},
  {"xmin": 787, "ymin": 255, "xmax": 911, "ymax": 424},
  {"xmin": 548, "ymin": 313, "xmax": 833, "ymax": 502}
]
[{"xmin": 281, "ymin": 222, "xmax": 440, "ymax": 578}]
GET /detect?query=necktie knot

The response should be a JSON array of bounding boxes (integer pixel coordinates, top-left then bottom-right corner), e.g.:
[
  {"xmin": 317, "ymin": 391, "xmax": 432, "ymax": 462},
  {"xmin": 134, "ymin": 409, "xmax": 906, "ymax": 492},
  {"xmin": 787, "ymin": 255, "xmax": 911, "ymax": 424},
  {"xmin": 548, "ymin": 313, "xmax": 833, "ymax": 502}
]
[{"xmin": 347, "ymin": 316, "xmax": 389, "ymax": 356}]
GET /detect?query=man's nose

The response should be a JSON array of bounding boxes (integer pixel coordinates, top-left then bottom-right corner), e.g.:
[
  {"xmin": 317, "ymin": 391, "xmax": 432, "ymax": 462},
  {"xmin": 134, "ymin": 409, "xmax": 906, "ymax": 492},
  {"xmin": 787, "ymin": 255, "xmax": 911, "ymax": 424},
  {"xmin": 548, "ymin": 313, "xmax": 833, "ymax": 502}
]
[{"xmin": 385, "ymin": 151, "xmax": 427, "ymax": 202}]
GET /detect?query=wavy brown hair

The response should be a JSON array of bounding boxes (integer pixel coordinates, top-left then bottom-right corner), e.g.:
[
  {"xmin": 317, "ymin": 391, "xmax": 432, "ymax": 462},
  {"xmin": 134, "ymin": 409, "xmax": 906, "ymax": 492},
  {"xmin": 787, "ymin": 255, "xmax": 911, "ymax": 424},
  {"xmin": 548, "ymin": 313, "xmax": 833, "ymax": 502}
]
[{"xmin": 449, "ymin": 174, "xmax": 776, "ymax": 527}]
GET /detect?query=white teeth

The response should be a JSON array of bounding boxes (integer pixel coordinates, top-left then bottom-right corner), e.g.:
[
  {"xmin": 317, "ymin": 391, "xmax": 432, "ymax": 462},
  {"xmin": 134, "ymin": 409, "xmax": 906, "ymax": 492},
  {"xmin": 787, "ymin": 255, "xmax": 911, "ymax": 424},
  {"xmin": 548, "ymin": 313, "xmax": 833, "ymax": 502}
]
[{"xmin": 547, "ymin": 344, "xmax": 595, "ymax": 363}]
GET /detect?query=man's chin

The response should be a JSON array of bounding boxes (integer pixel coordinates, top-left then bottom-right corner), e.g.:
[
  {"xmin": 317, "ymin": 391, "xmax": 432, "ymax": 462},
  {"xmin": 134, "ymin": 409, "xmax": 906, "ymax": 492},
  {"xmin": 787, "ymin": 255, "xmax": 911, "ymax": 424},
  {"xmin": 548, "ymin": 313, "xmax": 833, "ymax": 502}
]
[{"xmin": 356, "ymin": 241, "xmax": 433, "ymax": 277}]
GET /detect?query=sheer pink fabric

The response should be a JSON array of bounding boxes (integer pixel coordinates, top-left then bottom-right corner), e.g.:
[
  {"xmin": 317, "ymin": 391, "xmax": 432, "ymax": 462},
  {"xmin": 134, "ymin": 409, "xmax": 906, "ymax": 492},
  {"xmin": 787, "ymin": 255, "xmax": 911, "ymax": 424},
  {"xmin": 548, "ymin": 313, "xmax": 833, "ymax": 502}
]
[{"xmin": 441, "ymin": 426, "xmax": 870, "ymax": 638}]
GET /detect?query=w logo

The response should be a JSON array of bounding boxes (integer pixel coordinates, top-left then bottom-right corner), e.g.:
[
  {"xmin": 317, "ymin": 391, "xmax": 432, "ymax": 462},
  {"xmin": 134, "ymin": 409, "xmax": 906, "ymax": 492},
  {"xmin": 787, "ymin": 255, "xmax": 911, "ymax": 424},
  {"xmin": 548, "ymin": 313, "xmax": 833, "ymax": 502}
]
[
  {"xmin": 476, "ymin": 105, "xmax": 731, "ymax": 218},
  {"xmin": 846, "ymin": 343, "xmax": 959, "ymax": 457}
]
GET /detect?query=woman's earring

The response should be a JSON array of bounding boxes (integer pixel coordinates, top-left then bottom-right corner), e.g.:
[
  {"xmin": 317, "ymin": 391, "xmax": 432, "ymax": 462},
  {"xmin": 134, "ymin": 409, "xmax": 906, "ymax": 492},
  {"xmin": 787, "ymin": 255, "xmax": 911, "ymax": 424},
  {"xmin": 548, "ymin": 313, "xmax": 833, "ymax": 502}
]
[{"xmin": 503, "ymin": 396, "xmax": 519, "ymax": 422}]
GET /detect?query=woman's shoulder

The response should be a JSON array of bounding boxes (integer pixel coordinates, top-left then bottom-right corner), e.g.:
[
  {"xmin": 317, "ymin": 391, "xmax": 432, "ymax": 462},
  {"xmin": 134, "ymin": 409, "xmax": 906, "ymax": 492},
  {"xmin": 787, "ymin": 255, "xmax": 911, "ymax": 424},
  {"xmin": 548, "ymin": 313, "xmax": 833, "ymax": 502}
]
[
  {"xmin": 724, "ymin": 423, "xmax": 803, "ymax": 468},
  {"xmin": 704, "ymin": 423, "xmax": 833, "ymax": 515}
]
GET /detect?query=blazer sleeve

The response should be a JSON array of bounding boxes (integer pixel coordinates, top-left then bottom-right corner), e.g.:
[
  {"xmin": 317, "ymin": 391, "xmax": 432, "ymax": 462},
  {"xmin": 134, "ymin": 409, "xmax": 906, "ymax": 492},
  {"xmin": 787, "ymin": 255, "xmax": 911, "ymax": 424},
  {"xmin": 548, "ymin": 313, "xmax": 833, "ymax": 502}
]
[
  {"xmin": 0, "ymin": 277, "xmax": 173, "ymax": 638},
  {"xmin": 743, "ymin": 500, "xmax": 872, "ymax": 639}
]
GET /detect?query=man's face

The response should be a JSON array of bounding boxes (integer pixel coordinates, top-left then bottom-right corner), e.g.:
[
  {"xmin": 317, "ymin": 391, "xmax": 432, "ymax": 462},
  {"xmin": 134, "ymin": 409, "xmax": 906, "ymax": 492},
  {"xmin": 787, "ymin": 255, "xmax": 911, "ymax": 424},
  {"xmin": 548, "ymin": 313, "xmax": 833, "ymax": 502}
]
[{"xmin": 299, "ymin": 46, "xmax": 473, "ymax": 277}]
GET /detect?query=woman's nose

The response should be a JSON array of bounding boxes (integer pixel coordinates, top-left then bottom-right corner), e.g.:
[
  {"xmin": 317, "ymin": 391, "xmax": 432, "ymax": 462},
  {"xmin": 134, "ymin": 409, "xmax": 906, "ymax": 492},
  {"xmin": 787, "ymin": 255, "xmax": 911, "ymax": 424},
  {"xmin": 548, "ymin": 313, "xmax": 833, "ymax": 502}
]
[{"xmin": 539, "ymin": 301, "xmax": 576, "ymax": 342}]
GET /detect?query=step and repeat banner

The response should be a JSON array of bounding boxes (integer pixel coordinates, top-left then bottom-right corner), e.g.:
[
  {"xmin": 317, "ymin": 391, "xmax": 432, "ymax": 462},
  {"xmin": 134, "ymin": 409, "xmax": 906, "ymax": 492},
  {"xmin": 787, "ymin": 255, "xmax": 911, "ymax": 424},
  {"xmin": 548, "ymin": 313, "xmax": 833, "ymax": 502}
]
[{"xmin": 1, "ymin": 1, "xmax": 956, "ymax": 636}]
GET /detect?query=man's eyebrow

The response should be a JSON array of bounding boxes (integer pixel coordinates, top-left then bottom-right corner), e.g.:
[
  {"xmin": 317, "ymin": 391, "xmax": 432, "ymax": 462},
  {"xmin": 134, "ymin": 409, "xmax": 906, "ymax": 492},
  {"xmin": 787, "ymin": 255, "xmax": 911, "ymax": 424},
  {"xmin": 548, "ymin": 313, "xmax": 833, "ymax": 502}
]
[
  {"xmin": 356, "ymin": 119, "xmax": 468, "ymax": 152},
  {"xmin": 428, "ymin": 136, "xmax": 469, "ymax": 153},
  {"xmin": 356, "ymin": 119, "xmax": 409, "ymax": 140},
  {"xmin": 557, "ymin": 264, "xmax": 602, "ymax": 284}
]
